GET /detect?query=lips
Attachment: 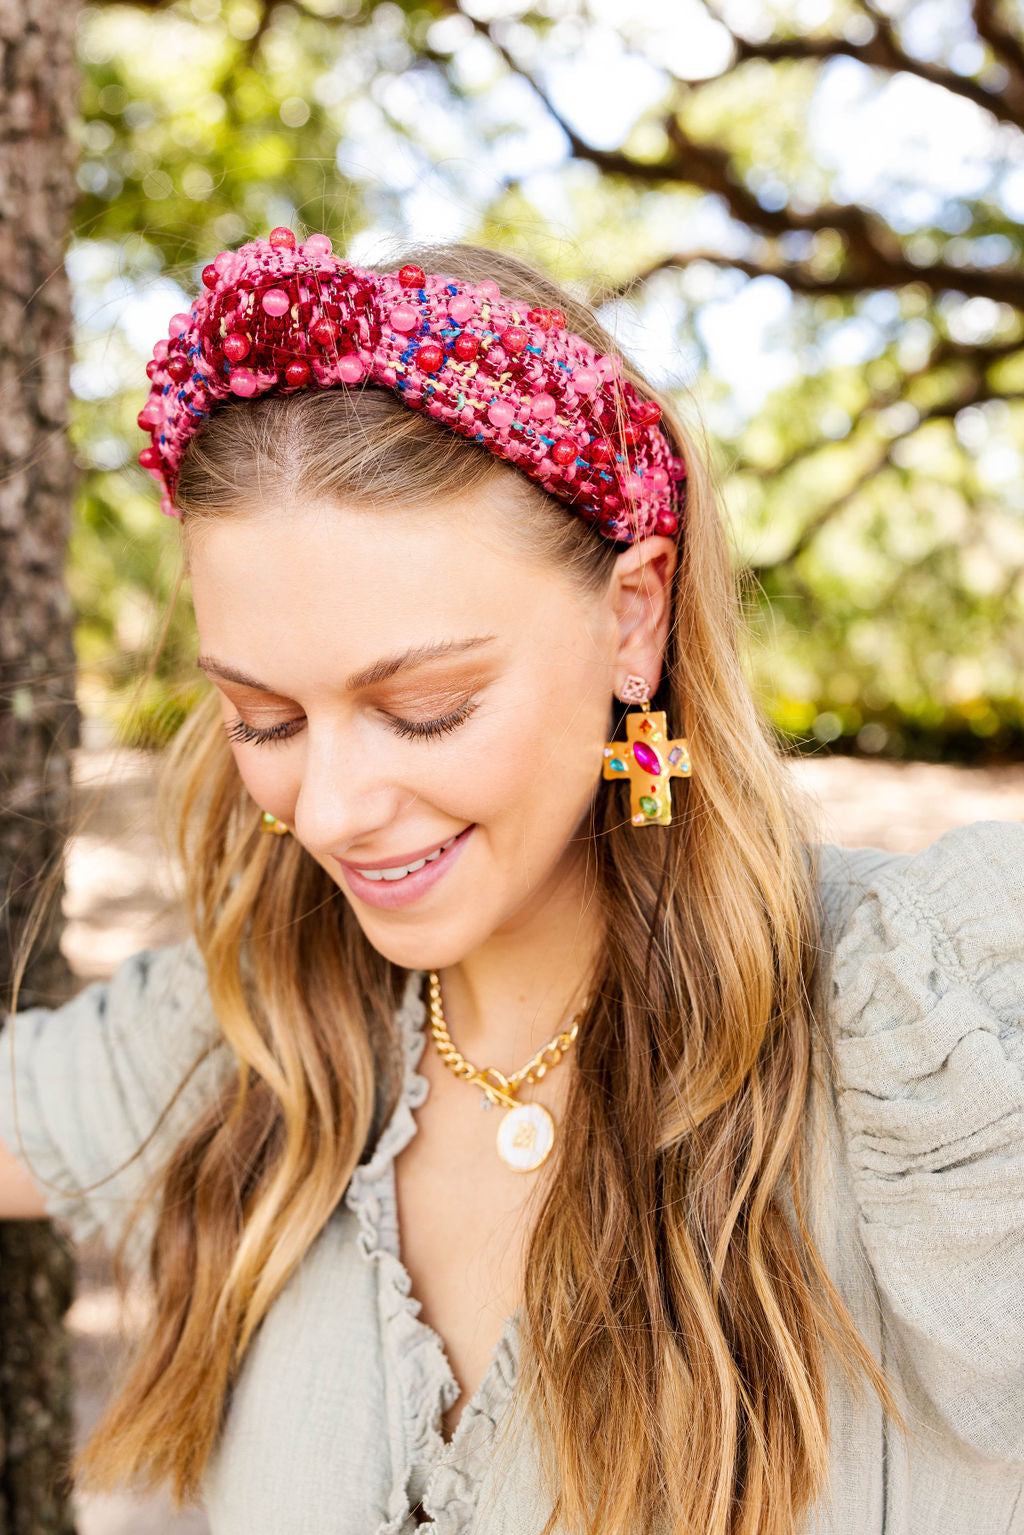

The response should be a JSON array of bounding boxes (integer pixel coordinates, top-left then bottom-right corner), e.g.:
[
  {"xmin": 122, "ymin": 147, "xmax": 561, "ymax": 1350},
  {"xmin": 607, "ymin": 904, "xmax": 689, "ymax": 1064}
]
[
  {"xmin": 334, "ymin": 824, "xmax": 476, "ymax": 910},
  {"xmin": 336, "ymin": 828, "xmax": 466, "ymax": 874}
]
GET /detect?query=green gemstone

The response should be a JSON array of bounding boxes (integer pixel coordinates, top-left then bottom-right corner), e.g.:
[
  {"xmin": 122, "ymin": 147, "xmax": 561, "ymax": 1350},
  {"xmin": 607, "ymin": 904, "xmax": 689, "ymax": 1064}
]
[
  {"xmin": 610, "ymin": 757, "xmax": 627, "ymax": 772},
  {"xmin": 640, "ymin": 795, "xmax": 659, "ymax": 818}
]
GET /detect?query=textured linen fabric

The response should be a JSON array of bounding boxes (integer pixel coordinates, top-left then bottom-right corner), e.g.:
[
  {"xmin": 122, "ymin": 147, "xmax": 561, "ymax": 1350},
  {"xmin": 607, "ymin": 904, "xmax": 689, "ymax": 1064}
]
[{"xmin": 1, "ymin": 818, "xmax": 1022, "ymax": 1533}]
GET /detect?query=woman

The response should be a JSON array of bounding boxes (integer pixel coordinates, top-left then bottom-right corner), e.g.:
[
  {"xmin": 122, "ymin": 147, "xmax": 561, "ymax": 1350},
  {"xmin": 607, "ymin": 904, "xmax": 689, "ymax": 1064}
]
[{"xmin": 1, "ymin": 231, "xmax": 1022, "ymax": 1535}]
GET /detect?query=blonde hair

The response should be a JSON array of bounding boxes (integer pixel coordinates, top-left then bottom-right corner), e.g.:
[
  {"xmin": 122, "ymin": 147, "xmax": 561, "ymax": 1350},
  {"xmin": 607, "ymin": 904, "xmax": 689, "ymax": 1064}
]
[{"xmin": 11, "ymin": 239, "xmax": 907, "ymax": 1533}]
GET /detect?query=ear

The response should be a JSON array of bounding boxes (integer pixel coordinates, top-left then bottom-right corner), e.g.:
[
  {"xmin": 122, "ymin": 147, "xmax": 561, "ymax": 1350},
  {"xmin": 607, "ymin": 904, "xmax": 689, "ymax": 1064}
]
[{"xmin": 607, "ymin": 534, "xmax": 677, "ymax": 696}]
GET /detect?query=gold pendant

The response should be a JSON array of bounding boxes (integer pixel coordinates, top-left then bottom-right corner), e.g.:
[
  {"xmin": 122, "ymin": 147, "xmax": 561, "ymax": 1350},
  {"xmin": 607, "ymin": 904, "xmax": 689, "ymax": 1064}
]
[{"xmin": 496, "ymin": 1101, "xmax": 555, "ymax": 1172}]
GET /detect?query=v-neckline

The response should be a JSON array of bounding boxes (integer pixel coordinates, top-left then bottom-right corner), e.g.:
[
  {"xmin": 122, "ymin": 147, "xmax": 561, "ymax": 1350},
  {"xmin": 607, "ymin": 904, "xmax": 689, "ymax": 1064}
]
[{"xmin": 343, "ymin": 968, "xmax": 521, "ymax": 1528}]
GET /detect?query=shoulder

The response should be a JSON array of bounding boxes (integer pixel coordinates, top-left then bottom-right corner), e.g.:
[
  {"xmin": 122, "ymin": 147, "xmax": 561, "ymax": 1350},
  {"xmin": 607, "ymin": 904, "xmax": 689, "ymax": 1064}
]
[
  {"xmin": 1, "ymin": 934, "xmax": 232, "ymax": 1261},
  {"xmin": 818, "ymin": 819, "xmax": 1024, "ymax": 1466}
]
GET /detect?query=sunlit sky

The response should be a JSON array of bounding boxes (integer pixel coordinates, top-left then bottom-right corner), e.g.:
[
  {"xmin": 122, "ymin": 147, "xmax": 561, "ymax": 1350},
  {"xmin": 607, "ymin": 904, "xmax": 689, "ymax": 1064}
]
[{"xmin": 69, "ymin": 0, "xmax": 1019, "ymax": 432}]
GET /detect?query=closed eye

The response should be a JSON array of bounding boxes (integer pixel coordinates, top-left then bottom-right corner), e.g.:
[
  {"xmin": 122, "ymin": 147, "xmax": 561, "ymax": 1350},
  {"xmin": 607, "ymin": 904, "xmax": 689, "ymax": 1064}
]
[{"xmin": 224, "ymin": 700, "xmax": 480, "ymax": 747}]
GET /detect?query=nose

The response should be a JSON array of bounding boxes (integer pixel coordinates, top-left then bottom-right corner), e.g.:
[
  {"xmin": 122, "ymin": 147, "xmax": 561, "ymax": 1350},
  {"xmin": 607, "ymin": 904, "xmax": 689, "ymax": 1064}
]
[{"xmin": 290, "ymin": 722, "xmax": 406, "ymax": 856}]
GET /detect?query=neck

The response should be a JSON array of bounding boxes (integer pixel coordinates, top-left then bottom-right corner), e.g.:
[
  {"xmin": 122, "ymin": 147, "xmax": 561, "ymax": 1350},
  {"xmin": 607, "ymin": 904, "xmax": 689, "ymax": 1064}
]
[{"xmin": 432, "ymin": 860, "xmax": 603, "ymax": 1073}]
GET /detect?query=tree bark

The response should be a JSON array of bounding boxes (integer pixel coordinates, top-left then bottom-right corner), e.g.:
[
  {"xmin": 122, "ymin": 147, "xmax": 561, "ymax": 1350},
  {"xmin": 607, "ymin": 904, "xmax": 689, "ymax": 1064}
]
[{"xmin": 0, "ymin": 0, "xmax": 84, "ymax": 1529}]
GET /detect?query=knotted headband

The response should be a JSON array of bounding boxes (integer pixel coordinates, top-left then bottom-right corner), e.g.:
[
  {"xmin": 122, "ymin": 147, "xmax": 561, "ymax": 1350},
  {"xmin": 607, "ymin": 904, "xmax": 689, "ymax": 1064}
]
[{"xmin": 138, "ymin": 227, "xmax": 687, "ymax": 544}]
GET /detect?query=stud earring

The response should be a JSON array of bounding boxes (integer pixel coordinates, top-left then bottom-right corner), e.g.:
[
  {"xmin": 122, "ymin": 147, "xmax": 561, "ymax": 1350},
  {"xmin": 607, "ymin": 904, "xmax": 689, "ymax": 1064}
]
[
  {"xmin": 260, "ymin": 810, "xmax": 291, "ymax": 835},
  {"xmin": 602, "ymin": 673, "xmax": 691, "ymax": 826}
]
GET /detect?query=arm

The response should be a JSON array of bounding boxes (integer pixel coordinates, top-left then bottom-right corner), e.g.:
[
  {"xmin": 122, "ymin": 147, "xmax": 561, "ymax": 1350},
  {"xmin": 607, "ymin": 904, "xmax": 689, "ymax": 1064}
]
[{"xmin": 0, "ymin": 1133, "xmax": 47, "ymax": 1218}]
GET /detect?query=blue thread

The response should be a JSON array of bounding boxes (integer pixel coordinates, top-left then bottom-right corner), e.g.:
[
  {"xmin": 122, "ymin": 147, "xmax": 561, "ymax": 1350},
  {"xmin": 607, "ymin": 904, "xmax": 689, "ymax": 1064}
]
[
  {"xmin": 475, "ymin": 432, "xmax": 484, "ymax": 441},
  {"xmin": 159, "ymin": 433, "xmax": 166, "ymax": 443},
  {"xmin": 162, "ymin": 383, "xmax": 171, "ymax": 394},
  {"xmin": 185, "ymin": 401, "xmax": 206, "ymax": 417},
  {"xmin": 538, "ymin": 434, "xmax": 556, "ymax": 446},
  {"xmin": 525, "ymin": 344, "xmax": 544, "ymax": 354},
  {"xmin": 446, "ymin": 283, "xmax": 458, "ymax": 294},
  {"xmin": 556, "ymin": 359, "xmax": 570, "ymax": 370}
]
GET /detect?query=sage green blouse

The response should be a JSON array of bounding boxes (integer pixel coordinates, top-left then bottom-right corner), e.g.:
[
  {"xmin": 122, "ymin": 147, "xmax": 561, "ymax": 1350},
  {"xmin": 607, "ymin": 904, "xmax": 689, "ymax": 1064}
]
[{"xmin": 2, "ymin": 819, "xmax": 1023, "ymax": 1533}]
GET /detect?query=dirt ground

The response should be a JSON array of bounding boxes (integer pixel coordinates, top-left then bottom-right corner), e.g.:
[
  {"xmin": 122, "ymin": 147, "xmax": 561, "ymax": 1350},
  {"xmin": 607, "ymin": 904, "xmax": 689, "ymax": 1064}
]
[{"xmin": 59, "ymin": 741, "xmax": 1023, "ymax": 1534}]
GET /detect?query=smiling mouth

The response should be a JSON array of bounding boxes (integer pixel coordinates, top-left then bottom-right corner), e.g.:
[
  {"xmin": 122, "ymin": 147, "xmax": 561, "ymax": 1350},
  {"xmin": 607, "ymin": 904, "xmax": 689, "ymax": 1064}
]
[{"xmin": 352, "ymin": 833, "xmax": 460, "ymax": 881}]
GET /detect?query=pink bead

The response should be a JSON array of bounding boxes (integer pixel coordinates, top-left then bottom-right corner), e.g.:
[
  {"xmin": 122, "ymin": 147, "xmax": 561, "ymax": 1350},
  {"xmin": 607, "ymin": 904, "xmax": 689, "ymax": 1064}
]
[
  {"xmin": 214, "ymin": 251, "xmax": 243, "ymax": 281},
  {"xmin": 595, "ymin": 354, "xmax": 621, "ymax": 381},
  {"xmin": 529, "ymin": 392, "xmax": 556, "ymax": 419},
  {"xmin": 261, "ymin": 287, "xmax": 291, "ymax": 316},
  {"xmin": 572, "ymin": 367, "xmax": 599, "ymax": 394},
  {"xmin": 302, "ymin": 233, "xmax": 333, "ymax": 257},
  {"xmin": 487, "ymin": 400, "xmax": 515, "ymax": 428},
  {"xmin": 448, "ymin": 294, "xmax": 475, "ymax": 323},
  {"xmin": 390, "ymin": 304, "xmax": 418, "ymax": 332},
  {"xmin": 621, "ymin": 472, "xmax": 645, "ymax": 495},
  {"xmin": 268, "ymin": 227, "xmax": 296, "ymax": 250},
  {"xmin": 160, "ymin": 495, "xmax": 180, "ymax": 518},
  {"xmin": 649, "ymin": 466, "xmax": 669, "ymax": 490},
  {"xmin": 228, "ymin": 368, "xmax": 258, "ymax": 397},
  {"xmin": 338, "ymin": 355, "xmax": 364, "ymax": 382},
  {"xmin": 474, "ymin": 280, "xmax": 500, "ymax": 301},
  {"xmin": 168, "ymin": 312, "xmax": 191, "ymax": 339},
  {"xmin": 153, "ymin": 339, "xmax": 169, "ymax": 363},
  {"xmin": 381, "ymin": 366, "xmax": 397, "ymax": 385}
]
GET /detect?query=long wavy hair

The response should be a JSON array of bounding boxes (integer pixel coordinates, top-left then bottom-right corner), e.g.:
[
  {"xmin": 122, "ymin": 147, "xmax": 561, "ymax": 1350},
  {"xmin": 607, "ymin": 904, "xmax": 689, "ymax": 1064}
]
[{"xmin": 14, "ymin": 238, "xmax": 908, "ymax": 1533}]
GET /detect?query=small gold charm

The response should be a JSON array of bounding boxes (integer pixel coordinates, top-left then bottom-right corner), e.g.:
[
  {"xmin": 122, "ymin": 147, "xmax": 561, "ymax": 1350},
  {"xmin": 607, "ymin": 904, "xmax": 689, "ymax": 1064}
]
[
  {"xmin": 260, "ymin": 810, "xmax": 290, "ymax": 835},
  {"xmin": 496, "ymin": 1102, "xmax": 555, "ymax": 1171}
]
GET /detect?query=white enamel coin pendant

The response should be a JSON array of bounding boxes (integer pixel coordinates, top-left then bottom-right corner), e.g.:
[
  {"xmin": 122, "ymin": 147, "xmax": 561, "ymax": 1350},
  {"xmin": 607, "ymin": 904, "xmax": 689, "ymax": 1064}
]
[{"xmin": 496, "ymin": 1101, "xmax": 555, "ymax": 1172}]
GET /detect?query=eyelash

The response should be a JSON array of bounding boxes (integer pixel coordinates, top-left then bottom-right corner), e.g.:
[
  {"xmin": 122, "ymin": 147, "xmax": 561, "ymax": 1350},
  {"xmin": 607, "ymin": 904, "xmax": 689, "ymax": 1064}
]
[{"xmin": 224, "ymin": 700, "xmax": 479, "ymax": 748}]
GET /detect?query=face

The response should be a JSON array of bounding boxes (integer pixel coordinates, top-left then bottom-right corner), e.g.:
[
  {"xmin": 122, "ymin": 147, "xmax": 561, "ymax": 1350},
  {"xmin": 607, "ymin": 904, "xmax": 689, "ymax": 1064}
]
[{"xmin": 187, "ymin": 489, "xmax": 630, "ymax": 973}]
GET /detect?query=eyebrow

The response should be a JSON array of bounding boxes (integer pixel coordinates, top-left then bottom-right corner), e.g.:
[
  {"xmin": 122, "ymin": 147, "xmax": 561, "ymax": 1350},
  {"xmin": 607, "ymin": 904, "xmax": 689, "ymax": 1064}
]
[{"xmin": 195, "ymin": 635, "xmax": 500, "ymax": 695}]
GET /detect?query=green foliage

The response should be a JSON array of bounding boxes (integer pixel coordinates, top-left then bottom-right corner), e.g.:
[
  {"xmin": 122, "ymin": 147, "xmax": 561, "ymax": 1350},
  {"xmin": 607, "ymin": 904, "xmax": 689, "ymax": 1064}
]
[{"xmin": 67, "ymin": 0, "xmax": 1024, "ymax": 761}]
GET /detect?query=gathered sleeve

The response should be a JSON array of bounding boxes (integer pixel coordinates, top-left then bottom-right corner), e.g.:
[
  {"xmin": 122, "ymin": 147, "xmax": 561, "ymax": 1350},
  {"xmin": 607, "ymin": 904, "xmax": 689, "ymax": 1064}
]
[
  {"xmin": 0, "ymin": 935, "xmax": 233, "ymax": 1269},
  {"xmin": 828, "ymin": 817, "xmax": 1024, "ymax": 1468}
]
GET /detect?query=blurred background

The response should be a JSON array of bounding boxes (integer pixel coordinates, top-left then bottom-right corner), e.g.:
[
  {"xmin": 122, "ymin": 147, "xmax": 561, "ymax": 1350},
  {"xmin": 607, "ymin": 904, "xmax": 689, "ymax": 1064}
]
[{"xmin": 2, "ymin": 0, "xmax": 1023, "ymax": 1531}]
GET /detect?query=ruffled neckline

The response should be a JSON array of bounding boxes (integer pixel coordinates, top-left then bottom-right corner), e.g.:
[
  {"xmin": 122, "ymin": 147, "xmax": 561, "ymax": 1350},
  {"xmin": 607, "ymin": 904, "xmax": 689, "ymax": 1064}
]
[{"xmin": 343, "ymin": 967, "xmax": 521, "ymax": 1533}]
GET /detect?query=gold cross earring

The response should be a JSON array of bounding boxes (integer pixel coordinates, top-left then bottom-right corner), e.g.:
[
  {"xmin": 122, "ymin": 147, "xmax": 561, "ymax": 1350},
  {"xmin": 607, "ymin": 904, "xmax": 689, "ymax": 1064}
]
[{"xmin": 602, "ymin": 673, "xmax": 691, "ymax": 826}]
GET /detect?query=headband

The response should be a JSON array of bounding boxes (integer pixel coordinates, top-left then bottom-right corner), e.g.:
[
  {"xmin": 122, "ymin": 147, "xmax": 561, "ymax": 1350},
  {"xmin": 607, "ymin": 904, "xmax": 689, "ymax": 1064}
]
[{"xmin": 137, "ymin": 227, "xmax": 687, "ymax": 544}]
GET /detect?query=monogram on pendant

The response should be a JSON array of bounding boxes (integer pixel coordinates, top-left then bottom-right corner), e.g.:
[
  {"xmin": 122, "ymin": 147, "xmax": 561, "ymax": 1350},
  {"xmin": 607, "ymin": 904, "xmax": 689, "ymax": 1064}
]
[{"xmin": 512, "ymin": 1121, "xmax": 537, "ymax": 1151}]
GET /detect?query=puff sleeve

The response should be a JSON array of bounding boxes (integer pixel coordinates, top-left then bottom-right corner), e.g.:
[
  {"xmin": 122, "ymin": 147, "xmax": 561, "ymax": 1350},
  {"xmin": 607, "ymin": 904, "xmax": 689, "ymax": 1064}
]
[
  {"xmin": 0, "ymin": 935, "xmax": 233, "ymax": 1269},
  {"xmin": 828, "ymin": 817, "xmax": 1024, "ymax": 1468}
]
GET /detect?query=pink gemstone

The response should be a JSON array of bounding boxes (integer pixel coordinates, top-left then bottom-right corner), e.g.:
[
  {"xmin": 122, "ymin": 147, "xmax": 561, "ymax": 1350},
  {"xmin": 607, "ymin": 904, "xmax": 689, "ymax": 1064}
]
[
  {"xmin": 632, "ymin": 741, "xmax": 661, "ymax": 776},
  {"xmin": 474, "ymin": 280, "xmax": 500, "ymax": 301},
  {"xmin": 168, "ymin": 312, "xmax": 191, "ymax": 338},
  {"xmin": 153, "ymin": 339, "xmax": 169, "ymax": 363},
  {"xmin": 488, "ymin": 399, "xmax": 515, "ymax": 428},
  {"xmin": 573, "ymin": 367, "xmax": 599, "ymax": 394},
  {"xmin": 262, "ymin": 287, "xmax": 291, "ymax": 316},
  {"xmin": 595, "ymin": 353, "xmax": 621, "ymax": 381},
  {"xmin": 228, "ymin": 367, "xmax": 257, "ymax": 397},
  {"xmin": 338, "ymin": 355, "xmax": 363, "ymax": 382},
  {"xmin": 649, "ymin": 466, "xmax": 669, "ymax": 490},
  {"xmin": 448, "ymin": 294, "xmax": 475, "ymax": 323},
  {"xmin": 302, "ymin": 233, "xmax": 333, "ymax": 257},
  {"xmin": 529, "ymin": 392, "xmax": 556, "ymax": 419},
  {"xmin": 391, "ymin": 304, "xmax": 418, "ymax": 332}
]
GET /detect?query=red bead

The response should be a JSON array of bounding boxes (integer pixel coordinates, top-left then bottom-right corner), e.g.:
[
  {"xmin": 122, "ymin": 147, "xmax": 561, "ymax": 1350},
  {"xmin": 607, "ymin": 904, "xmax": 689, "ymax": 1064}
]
[
  {"xmin": 285, "ymin": 360, "xmax": 311, "ymax": 387},
  {"xmin": 548, "ymin": 309, "xmax": 567, "ymax": 329},
  {"xmin": 167, "ymin": 355, "xmax": 191, "ymax": 382},
  {"xmin": 621, "ymin": 424, "xmax": 642, "ymax": 448},
  {"xmin": 655, "ymin": 509, "xmax": 679, "ymax": 536},
  {"xmin": 223, "ymin": 333, "xmax": 251, "ymax": 362},
  {"xmin": 601, "ymin": 492, "xmax": 623, "ymax": 513},
  {"xmin": 268, "ymin": 227, "xmax": 296, "ymax": 249},
  {"xmin": 528, "ymin": 308, "xmax": 554, "ymax": 331},
  {"xmin": 500, "ymin": 325, "xmax": 529, "ymax": 352},
  {"xmin": 399, "ymin": 264, "xmax": 426, "ymax": 288},
  {"xmin": 588, "ymin": 437, "xmax": 614, "ymax": 464},
  {"xmin": 453, "ymin": 334, "xmax": 478, "ymax": 361},
  {"xmin": 633, "ymin": 399, "xmax": 662, "ymax": 426},
  {"xmin": 310, "ymin": 317, "xmax": 338, "ymax": 345},
  {"xmin": 146, "ymin": 360, "xmax": 160, "ymax": 380},
  {"xmin": 201, "ymin": 264, "xmax": 220, "ymax": 289},
  {"xmin": 552, "ymin": 440, "xmax": 578, "ymax": 466},
  {"xmin": 416, "ymin": 341, "xmax": 444, "ymax": 372},
  {"xmin": 138, "ymin": 447, "xmax": 161, "ymax": 469}
]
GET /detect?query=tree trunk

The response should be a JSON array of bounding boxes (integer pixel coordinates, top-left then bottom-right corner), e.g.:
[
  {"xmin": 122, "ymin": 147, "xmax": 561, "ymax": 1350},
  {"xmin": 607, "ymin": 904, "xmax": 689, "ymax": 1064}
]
[{"xmin": 0, "ymin": 0, "xmax": 84, "ymax": 1529}]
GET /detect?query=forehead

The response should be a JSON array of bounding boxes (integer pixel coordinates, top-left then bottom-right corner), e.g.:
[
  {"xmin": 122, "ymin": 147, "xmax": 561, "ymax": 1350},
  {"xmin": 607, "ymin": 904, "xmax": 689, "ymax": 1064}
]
[{"xmin": 186, "ymin": 498, "xmax": 582, "ymax": 679}]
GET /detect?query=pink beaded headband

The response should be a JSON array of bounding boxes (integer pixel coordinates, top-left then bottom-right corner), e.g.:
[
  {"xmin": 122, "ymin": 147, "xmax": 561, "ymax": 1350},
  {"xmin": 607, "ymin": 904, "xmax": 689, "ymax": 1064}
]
[{"xmin": 137, "ymin": 227, "xmax": 687, "ymax": 544}]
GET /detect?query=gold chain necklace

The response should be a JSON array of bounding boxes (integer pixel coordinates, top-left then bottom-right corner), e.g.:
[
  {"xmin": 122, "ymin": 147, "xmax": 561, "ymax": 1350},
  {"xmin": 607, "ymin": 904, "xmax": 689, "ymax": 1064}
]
[{"xmin": 426, "ymin": 971, "xmax": 588, "ymax": 1172}]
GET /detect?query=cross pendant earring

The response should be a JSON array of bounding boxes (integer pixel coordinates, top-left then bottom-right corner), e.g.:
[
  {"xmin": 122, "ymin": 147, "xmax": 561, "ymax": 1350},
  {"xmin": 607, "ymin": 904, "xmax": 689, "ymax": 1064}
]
[{"xmin": 603, "ymin": 673, "xmax": 691, "ymax": 826}]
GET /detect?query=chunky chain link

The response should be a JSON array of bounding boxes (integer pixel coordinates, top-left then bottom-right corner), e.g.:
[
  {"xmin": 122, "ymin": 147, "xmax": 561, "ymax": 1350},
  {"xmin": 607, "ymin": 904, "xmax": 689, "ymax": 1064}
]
[{"xmin": 427, "ymin": 970, "xmax": 587, "ymax": 1111}]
